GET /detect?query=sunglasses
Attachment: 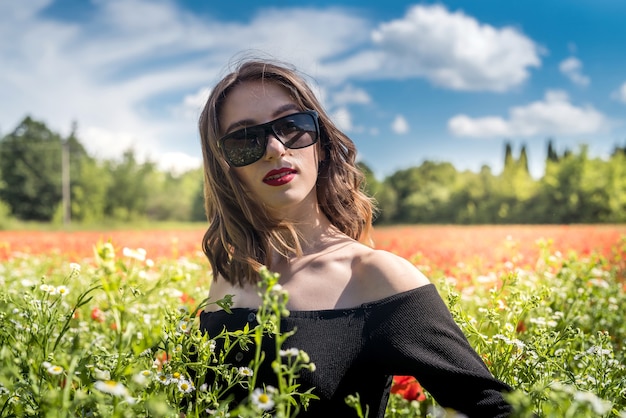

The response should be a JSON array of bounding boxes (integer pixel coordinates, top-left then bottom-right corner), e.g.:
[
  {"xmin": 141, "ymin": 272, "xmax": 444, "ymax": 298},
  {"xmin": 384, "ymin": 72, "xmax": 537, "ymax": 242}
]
[{"xmin": 218, "ymin": 110, "xmax": 320, "ymax": 167}]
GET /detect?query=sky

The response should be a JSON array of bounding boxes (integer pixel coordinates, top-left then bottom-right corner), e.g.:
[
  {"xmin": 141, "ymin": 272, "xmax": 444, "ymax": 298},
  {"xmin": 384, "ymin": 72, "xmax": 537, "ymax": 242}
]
[{"xmin": 1, "ymin": 0, "xmax": 625, "ymax": 179}]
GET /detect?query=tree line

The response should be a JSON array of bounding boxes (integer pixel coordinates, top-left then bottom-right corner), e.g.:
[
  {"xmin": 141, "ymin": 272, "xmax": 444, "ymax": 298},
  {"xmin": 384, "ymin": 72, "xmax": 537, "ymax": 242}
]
[
  {"xmin": 362, "ymin": 140, "xmax": 626, "ymax": 224},
  {"xmin": 0, "ymin": 117, "xmax": 205, "ymax": 227},
  {"xmin": 1, "ymin": 116, "xmax": 625, "ymax": 227}
]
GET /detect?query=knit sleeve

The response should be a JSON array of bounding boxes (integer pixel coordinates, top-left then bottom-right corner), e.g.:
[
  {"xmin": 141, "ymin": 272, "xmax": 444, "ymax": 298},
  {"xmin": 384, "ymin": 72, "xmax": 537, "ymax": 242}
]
[{"xmin": 365, "ymin": 284, "xmax": 513, "ymax": 418}]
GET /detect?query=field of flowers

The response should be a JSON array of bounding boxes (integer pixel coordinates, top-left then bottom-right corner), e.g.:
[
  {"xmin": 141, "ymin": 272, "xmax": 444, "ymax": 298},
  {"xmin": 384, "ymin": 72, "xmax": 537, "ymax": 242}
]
[{"xmin": 1, "ymin": 224, "xmax": 625, "ymax": 417}]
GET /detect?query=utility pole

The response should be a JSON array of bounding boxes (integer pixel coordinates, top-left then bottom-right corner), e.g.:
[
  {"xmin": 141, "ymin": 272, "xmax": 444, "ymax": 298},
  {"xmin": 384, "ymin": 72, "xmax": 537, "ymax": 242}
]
[{"xmin": 62, "ymin": 127, "xmax": 72, "ymax": 226}]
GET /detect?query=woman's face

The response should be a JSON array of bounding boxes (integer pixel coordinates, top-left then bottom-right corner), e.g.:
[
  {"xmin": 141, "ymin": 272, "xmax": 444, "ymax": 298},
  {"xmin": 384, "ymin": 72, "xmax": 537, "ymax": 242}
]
[{"xmin": 218, "ymin": 80, "xmax": 321, "ymax": 219}]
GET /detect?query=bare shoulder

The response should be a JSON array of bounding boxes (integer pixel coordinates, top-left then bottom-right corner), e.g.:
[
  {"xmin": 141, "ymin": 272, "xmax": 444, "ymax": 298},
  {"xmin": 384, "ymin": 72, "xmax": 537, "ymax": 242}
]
[
  {"xmin": 204, "ymin": 275, "xmax": 259, "ymax": 312},
  {"xmin": 204, "ymin": 275, "xmax": 232, "ymax": 312},
  {"xmin": 351, "ymin": 245, "xmax": 431, "ymax": 301}
]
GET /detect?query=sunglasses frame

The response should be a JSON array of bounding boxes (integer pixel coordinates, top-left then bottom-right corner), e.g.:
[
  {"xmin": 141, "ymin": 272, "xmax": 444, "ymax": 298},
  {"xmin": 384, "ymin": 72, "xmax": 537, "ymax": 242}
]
[{"xmin": 218, "ymin": 110, "xmax": 320, "ymax": 167}]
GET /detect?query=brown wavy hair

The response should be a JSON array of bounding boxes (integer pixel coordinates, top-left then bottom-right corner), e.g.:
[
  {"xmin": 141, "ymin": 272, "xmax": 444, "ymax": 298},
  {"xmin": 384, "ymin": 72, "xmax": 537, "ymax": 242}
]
[{"xmin": 199, "ymin": 57, "xmax": 376, "ymax": 286}]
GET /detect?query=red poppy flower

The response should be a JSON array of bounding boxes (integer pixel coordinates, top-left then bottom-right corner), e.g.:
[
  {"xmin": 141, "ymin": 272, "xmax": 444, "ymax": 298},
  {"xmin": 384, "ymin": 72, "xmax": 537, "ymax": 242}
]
[
  {"xmin": 391, "ymin": 375, "xmax": 426, "ymax": 401},
  {"xmin": 180, "ymin": 292, "xmax": 196, "ymax": 306},
  {"xmin": 155, "ymin": 351, "xmax": 170, "ymax": 370},
  {"xmin": 90, "ymin": 307, "xmax": 105, "ymax": 323}
]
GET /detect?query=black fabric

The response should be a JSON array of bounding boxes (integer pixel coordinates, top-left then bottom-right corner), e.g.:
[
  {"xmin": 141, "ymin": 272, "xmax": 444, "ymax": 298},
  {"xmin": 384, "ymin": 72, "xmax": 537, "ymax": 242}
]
[{"xmin": 199, "ymin": 284, "xmax": 513, "ymax": 417}]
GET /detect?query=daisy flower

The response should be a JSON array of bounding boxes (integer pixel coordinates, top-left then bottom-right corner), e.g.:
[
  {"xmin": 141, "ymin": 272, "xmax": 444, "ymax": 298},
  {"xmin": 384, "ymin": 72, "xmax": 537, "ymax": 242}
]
[
  {"xmin": 237, "ymin": 367, "xmax": 253, "ymax": 378},
  {"xmin": 251, "ymin": 387, "xmax": 275, "ymax": 411},
  {"xmin": 47, "ymin": 365, "xmax": 64, "ymax": 375},
  {"xmin": 94, "ymin": 380, "xmax": 129, "ymax": 397},
  {"xmin": 177, "ymin": 379, "xmax": 195, "ymax": 394},
  {"xmin": 155, "ymin": 372, "xmax": 170, "ymax": 385},
  {"xmin": 122, "ymin": 247, "xmax": 147, "ymax": 262},
  {"xmin": 56, "ymin": 285, "xmax": 70, "ymax": 296},
  {"xmin": 176, "ymin": 319, "xmax": 191, "ymax": 334},
  {"xmin": 177, "ymin": 319, "xmax": 191, "ymax": 333},
  {"xmin": 40, "ymin": 284, "xmax": 54, "ymax": 293},
  {"xmin": 133, "ymin": 370, "xmax": 153, "ymax": 386},
  {"xmin": 279, "ymin": 348, "xmax": 300, "ymax": 357}
]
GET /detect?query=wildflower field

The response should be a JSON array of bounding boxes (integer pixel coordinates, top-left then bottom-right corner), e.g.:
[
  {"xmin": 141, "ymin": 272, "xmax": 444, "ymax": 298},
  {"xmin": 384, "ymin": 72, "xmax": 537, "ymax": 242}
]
[{"xmin": 1, "ymin": 224, "xmax": 625, "ymax": 417}]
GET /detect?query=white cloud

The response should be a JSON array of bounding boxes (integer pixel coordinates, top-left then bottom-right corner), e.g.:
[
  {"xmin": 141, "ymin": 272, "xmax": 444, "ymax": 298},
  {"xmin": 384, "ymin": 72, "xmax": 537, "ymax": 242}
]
[
  {"xmin": 248, "ymin": 8, "xmax": 371, "ymax": 64},
  {"xmin": 330, "ymin": 85, "xmax": 372, "ymax": 107},
  {"xmin": 331, "ymin": 107, "xmax": 353, "ymax": 132},
  {"xmin": 368, "ymin": 4, "xmax": 542, "ymax": 91},
  {"xmin": 611, "ymin": 82, "xmax": 626, "ymax": 103},
  {"xmin": 79, "ymin": 126, "xmax": 147, "ymax": 160},
  {"xmin": 447, "ymin": 115, "xmax": 511, "ymax": 138},
  {"xmin": 0, "ymin": 1, "xmax": 581, "ymax": 177},
  {"xmin": 559, "ymin": 57, "xmax": 590, "ymax": 86},
  {"xmin": 156, "ymin": 151, "xmax": 202, "ymax": 174},
  {"xmin": 0, "ymin": 1, "xmax": 373, "ymax": 172},
  {"xmin": 391, "ymin": 115, "xmax": 409, "ymax": 134},
  {"xmin": 0, "ymin": 0, "xmax": 222, "ymax": 166},
  {"xmin": 448, "ymin": 90, "xmax": 609, "ymax": 138},
  {"xmin": 173, "ymin": 87, "xmax": 212, "ymax": 121}
]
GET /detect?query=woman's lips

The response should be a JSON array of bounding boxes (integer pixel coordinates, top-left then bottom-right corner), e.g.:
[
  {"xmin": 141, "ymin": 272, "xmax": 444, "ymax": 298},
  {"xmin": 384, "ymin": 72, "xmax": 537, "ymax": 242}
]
[{"xmin": 263, "ymin": 168, "xmax": 297, "ymax": 186}]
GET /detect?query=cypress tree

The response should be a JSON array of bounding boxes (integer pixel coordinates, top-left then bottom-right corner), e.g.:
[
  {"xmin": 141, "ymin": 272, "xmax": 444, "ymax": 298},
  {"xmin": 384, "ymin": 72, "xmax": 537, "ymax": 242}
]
[
  {"xmin": 504, "ymin": 141, "xmax": 514, "ymax": 169},
  {"xmin": 547, "ymin": 139, "xmax": 559, "ymax": 162},
  {"xmin": 519, "ymin": 143, "xmax": 529, "ymax": 173}
]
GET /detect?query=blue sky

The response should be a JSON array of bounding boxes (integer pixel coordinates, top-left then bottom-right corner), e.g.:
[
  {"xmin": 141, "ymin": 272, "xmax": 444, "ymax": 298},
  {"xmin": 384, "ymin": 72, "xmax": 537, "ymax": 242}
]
[{"xmin": 1, "ymin": 0, "xmax": 625, "ymax": 179}]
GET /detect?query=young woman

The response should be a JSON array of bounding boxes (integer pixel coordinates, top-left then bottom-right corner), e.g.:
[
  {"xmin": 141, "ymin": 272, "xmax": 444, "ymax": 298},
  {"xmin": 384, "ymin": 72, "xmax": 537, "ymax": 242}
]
[{"xmin": 198, "ymin": 58, "xmax": 513, "ymax": 417}]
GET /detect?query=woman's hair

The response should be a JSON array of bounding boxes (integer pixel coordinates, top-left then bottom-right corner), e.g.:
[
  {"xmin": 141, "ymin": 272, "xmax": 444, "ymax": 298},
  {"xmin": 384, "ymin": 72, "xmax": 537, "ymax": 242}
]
[{"xmin": 199, "ymin": 57, "xmax": 376, "ymax": 286}]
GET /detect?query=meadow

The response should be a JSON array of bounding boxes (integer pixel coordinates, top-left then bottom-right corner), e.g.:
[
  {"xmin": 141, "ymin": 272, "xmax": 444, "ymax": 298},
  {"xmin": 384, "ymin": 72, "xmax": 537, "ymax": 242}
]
[{"xmin": 0, "ymin": 224, "xmax": 625, "ymax": 417}]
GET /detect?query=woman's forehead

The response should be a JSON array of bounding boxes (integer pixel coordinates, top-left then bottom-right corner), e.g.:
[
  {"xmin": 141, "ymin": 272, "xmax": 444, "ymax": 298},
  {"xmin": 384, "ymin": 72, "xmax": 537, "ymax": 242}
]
[{"xmin": 219, "ymin": 81, "xmax": 297, "ymax": 130}]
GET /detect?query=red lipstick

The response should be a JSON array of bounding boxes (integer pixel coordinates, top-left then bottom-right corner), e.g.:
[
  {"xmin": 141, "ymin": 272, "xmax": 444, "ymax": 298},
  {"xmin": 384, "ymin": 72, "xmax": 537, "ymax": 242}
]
[{"xmin": 263, "ymin": 167, "xmax": 297, "ymax": 186}]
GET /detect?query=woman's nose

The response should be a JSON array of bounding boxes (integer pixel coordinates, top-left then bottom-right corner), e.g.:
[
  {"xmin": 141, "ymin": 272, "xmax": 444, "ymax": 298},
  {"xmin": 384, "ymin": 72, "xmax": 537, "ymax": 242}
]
[{"xmin": 264, "ymin": 134, "xmax": 286, "ymax": 160}]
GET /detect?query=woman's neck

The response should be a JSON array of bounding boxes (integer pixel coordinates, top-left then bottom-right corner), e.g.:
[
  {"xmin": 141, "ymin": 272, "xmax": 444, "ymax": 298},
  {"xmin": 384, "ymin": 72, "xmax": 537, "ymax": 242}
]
[
  {"xmin": 269, "ymin": 214, "xmax": 350, "ymax": 265},
  {"xmin": 299, "ymin": 219, "xmax": 347, "ymax": 255}
]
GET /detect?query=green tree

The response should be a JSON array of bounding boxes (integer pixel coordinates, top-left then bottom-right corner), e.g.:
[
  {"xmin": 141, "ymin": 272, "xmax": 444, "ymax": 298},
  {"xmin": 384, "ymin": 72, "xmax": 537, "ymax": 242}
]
[
  {"xmin": 145, "ymin": 168, "xmax": 203, "ymax": 221},
  {"xmin": 0, "ymin": 117, "xmax": 63, "ymax": 220},
  {"xmin": 533, "ymin": 146, "xmax": 591, "ymax": 223},
  {"xmin": 546, "ymin": 139, "xmax": 559, "ymax": 162},
  {"xmin": 504, "ymin": 141, "xmax": 514, "ymax": 169},
  {"xmin": 357, "ymin": 161, "xmax": 397, "ymax": 223},
  {"xmin": 518, "ymin": 144, "xmax": 529, "ymax": 174},
  {"xmin": 103, "ymin": 149, "xmax": 155, "ymax": 221},
  {"xmin": 356, "ymin": 162, "xmax": 378, "ymax": 196},
  {"xmin": 60, "ymin": 124, "xmax": 111, "ymax": 224},
  {"xmin": 386, "ymin": 161, "xmax": 457, "ymax": 223},
  {"xmin": 612, "ymin": 142, "xmax": 626, "ymax": 157},
  {"xmin": 67, "ymin": 156, "xmax": 111, "ymax": 223},
  {"xmin": 501, "ymin": 144, "xmax": 536, "ymax": 222},
  {"xmin": 604, "ymin": 152, "xmax": 626, "ymax": 222},
  {"xmin": 190, "ymin": 178, "xmax": 207, "ymax": 222},
  {"xmin": 449, "ymin": 165, "xmax": 499, "ymax": 224},
  {"xmin": 372, "ymin": 183, "xmax": 398, "ymax": 224},
  {"xmin": 575, "ymin": 152, "xmax": 624, "ymax": 223}
]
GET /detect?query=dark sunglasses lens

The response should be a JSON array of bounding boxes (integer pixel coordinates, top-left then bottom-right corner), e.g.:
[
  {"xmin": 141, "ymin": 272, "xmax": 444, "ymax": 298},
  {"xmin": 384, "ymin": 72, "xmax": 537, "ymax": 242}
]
[
  {"xmin": 222, "ymin": 129, "xmax": 266, "ymax": 167},
  {"xmin": 221, "ymin": 112, "xmax": 319, "ymax": 167},
  {"xmin": 273, "ymin": 113, "xmax": 318, "ymax": 148}
]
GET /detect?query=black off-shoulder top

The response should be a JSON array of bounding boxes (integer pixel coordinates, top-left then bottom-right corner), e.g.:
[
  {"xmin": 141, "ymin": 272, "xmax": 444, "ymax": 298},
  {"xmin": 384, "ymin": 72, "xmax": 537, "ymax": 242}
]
[{"xmin": 200, "ymin": 284, "xmax": 512, "ymax": 417}]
